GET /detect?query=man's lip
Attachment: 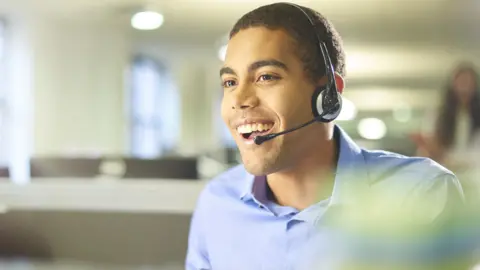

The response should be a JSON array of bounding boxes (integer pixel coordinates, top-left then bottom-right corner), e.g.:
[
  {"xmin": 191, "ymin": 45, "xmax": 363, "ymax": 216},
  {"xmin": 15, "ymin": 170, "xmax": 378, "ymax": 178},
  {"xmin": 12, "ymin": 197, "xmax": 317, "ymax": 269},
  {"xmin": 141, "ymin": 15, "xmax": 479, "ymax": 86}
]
[
  {"xmin": 233, "ymin": 118, "xmax": 275, "ymax": 129},
  {"xmin": 238, "ymin": 125, "xmax": 275, "ymax": 143}
]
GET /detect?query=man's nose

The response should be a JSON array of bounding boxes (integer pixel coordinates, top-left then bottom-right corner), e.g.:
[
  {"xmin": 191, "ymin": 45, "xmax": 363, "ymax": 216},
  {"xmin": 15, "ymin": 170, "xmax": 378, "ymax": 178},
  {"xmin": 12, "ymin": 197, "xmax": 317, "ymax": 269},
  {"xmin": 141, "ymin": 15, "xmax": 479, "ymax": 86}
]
[{"xmin": 231, "ymin": 85, "xmax": 259, "ymax": 110}]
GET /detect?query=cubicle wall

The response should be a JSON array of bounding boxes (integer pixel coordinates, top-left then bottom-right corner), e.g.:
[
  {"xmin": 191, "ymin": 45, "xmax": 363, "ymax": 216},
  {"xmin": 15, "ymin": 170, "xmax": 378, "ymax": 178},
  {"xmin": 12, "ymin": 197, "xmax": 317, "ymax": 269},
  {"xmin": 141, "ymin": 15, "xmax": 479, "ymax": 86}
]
[
  {"xmin": 0, "ymin": 179, "xmax": 207, "ymax": 269},
  {"xmin": 0, "ymin": 210, "xmax": 191, "ymax": 267},
  {"xmin": 29, "ymin": 156, "xmax": 199, "ymax": 179},
  {"xmin": 0, "ymin": 155, "xmax": 214, "ymax": 268}
]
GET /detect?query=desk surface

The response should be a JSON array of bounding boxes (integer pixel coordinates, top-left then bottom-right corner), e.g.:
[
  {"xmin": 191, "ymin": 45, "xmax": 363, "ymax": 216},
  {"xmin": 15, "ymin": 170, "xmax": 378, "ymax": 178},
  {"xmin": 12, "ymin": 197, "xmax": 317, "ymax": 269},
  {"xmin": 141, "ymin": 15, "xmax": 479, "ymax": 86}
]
[{"xmin": 0, "ymin": 178, "xmax": 208, "ymax": 214}]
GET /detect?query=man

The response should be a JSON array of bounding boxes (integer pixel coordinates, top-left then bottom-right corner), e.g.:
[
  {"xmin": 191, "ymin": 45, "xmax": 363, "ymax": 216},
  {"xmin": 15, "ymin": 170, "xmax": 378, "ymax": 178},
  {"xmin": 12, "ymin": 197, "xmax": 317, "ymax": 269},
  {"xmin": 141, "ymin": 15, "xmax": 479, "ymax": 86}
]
[{"xmin": 186, "ymin": 3, "xmax": 467, "ymax": 270}]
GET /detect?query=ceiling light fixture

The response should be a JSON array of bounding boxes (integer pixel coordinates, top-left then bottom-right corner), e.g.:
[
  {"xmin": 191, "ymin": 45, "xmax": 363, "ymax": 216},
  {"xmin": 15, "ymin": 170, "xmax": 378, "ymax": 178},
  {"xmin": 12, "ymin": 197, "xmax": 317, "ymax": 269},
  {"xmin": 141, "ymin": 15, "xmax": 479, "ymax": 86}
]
[
  {"xmin": 131, "ymin": 11, "xmax": 164, "ymax": 30},
  {"xmin": 357, "ymin": 118, "xmax": 387, "ymax": 140}
]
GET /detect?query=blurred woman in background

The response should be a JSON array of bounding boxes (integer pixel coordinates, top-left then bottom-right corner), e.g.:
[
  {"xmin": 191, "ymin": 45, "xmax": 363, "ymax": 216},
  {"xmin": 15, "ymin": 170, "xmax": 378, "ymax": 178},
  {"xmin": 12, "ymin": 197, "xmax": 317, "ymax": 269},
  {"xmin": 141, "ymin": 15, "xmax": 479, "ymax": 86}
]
[{"xmin": 413, "ymin": 62, "xmax": 480, "ymax": 201}]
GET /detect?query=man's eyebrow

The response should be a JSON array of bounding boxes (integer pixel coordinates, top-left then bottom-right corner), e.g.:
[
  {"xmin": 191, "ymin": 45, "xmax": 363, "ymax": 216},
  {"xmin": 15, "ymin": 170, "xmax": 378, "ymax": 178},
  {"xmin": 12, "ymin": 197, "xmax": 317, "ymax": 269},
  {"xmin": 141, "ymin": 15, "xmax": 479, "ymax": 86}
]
[
  {"xmin": 249, "ymin": 59, "xmax": 288, "ymax": 72},
  {"xmin": 220, "ymin": 67, "xmax": 236, "ymax": 77},
  {"xmin": 219, "ymin": 59, "xmax": 288, "ymax": 77}
]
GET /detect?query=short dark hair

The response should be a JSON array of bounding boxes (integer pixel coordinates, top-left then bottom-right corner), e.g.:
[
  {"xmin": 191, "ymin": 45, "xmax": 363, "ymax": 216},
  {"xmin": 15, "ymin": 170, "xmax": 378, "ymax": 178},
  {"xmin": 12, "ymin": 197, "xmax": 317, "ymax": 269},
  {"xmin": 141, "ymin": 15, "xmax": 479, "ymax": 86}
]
[{"xmin": 229, "ymin": 3, "xmax": 346, "ymax": 82}]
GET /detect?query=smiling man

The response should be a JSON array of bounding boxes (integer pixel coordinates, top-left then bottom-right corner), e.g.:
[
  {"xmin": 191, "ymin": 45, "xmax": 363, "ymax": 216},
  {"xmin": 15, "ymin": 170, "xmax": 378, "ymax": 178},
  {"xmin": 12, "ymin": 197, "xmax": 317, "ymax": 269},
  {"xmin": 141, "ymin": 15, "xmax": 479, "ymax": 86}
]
[{"xmin": 186, "ymin": 3, "xmax": 466, "ymax": 270}]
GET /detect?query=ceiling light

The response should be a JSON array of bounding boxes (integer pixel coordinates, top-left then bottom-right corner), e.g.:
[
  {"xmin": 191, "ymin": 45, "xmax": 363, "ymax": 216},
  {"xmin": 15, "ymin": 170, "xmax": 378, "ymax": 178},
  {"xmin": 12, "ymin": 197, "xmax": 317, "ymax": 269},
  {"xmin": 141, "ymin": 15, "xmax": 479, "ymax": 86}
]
[
  {"xmin": 357, "ymin": 118, "xmax": 387, "ymax": 140},
  {"xmin": 337, "ymin": 97, "xmax": 357, "ymax": 121},
  {"xmin": 131, "ymin": 11, "xmax": 164, "ymax": 30},
  {"xmin": 218, "ymin": 44, "xmax": 228, "ymax": 62}
]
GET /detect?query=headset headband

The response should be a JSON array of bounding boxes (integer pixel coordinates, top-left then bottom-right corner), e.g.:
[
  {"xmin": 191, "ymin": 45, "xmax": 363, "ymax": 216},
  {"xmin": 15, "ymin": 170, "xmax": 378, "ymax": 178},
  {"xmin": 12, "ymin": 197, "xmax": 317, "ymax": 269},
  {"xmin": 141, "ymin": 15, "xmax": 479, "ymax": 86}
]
[{"xmin": 287, "ymin": 3, "xmax": 338, "ymax": 97}]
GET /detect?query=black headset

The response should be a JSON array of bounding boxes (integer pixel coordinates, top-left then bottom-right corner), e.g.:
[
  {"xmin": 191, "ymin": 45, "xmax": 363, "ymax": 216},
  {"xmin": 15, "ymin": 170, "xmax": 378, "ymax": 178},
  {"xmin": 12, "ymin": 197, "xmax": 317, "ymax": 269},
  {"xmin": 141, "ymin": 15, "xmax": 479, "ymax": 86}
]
[{"xmin": 287, "ymin": 3, "xmax": 342, "ymax": 123}]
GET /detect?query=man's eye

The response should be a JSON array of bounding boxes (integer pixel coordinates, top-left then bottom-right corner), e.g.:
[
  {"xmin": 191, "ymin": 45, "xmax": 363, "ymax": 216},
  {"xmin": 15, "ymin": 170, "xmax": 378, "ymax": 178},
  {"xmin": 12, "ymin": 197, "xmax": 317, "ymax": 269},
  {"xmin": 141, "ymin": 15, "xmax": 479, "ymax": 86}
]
[
  {"xmin": 257, "ymin": 74, "xmax": 279, "ymax": 82},
  {"xmin": 223, "ymin": 80, "xmax": 236, "ymax": 88}
]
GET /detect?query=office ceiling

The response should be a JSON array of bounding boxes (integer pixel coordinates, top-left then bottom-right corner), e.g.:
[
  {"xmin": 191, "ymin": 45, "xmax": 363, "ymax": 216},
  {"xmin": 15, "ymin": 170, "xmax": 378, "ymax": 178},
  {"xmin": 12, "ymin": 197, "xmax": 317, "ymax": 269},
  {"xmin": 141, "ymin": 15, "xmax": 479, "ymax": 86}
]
[
  {"xmin": 1, "ymin": 0, "xmax": 478, "ymax": 82},
  {"xmin": 1, "ymin": 0, "xmax": 476, "ymax": 45}
]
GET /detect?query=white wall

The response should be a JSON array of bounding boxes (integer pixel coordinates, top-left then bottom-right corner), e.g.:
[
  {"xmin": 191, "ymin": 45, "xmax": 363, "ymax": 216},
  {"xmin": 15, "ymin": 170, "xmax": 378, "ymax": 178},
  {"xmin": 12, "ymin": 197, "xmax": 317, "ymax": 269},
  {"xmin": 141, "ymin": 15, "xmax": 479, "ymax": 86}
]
[{"xmin": 32, "ymin": 18, "xmax": 130, "ymax": 156}]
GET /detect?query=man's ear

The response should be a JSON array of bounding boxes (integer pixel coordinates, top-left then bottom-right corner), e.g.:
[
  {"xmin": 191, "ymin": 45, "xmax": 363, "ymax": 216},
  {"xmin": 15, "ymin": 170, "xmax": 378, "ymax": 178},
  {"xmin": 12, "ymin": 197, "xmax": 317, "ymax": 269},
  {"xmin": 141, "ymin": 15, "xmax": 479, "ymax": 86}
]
[{"xmin": 334, "ymin": 73, "xmax": 345, "ymax": 94}]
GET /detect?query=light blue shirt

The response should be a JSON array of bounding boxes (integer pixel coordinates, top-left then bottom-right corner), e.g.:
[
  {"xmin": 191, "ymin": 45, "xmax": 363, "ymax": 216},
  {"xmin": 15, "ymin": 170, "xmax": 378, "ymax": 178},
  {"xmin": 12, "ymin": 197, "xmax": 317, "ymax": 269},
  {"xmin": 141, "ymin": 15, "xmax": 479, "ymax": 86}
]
[{"xmin": 186, "ymin": 125, "xmax": 466, "ymax": 270}]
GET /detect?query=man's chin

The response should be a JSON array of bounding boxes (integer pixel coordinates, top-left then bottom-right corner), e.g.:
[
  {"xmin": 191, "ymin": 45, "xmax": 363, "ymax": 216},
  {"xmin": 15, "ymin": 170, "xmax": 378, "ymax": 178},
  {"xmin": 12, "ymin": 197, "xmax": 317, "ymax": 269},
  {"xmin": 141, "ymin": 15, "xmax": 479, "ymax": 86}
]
[
  {"xmin": 242, "ymin": 157, "xmax": 279, "ymax": 176},
  {"xmin": 241, "ymin": 157, "xmax": 266, "ymax": 176},
  {"xmin": 243, "ymin": 166, "xmax": 267, "ymax": 177}
]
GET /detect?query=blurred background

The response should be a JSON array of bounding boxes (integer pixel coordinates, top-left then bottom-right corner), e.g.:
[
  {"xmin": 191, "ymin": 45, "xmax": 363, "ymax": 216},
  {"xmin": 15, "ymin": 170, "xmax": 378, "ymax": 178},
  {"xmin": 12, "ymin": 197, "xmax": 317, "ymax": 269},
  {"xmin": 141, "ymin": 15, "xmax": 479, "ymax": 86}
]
[{"xmin": 0, "ymin": 0, "xmax": 479, "ymax": 269}]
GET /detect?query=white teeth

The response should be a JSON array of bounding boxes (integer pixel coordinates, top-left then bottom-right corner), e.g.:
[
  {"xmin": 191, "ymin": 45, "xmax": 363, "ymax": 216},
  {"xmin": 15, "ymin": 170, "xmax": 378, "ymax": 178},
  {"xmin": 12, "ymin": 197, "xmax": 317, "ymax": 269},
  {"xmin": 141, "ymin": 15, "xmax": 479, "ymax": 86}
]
[{"xmin": 237, "ymin": 123, "xmax": 273, "ymax": 134}]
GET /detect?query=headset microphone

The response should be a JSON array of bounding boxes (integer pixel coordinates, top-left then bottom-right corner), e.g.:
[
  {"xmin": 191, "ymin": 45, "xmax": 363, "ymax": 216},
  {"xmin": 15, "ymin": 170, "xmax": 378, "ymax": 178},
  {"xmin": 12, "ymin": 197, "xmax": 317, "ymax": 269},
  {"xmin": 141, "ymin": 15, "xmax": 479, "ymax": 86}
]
[
  {"xmin": 253, "ymin": 107, "xmax": 338, "ymax": 145},
  {"xmin": 253, "ymin": 119, "xmax": 316, "ymax": 145}
]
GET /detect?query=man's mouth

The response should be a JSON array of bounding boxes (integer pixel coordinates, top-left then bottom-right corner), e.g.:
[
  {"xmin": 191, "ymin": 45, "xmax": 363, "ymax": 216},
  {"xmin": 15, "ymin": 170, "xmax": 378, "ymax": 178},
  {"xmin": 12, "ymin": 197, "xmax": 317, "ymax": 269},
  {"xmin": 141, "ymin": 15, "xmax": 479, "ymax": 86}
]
[{"xmin": 237, "ymin": 122, "xmax": 274, "ymax": 143}]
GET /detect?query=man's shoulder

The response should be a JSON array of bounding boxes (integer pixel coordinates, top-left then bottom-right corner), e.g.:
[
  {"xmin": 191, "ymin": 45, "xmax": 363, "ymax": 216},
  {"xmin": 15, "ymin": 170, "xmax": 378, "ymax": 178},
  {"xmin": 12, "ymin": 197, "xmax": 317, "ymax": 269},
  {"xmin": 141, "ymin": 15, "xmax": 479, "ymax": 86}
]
[
  {"xmin": 359, "ymin": 149, "xmax": 464, "ymax": 208},
  {"xmin": 354, "ymin": 149, "xmax": 464, "ymax": 223},
  {"xmin": 361, "ymin": 148, "xmax": 456, "ymax": 185}
]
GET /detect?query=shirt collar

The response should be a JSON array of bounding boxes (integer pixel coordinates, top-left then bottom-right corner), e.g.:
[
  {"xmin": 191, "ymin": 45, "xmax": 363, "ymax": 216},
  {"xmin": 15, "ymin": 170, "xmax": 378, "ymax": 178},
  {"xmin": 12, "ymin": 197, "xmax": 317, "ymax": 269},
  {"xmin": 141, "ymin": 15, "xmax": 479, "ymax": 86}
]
[
  {"xmin": 239, "ymin": 173, "xmax": 255, "ymax": 202},
  {"xmin": 330, "ymin": 125, "xmax": 369, "ymax": 205},
  {"xmin": 240, "ymin": 125, "xmax": 368, "ymax": 205}
]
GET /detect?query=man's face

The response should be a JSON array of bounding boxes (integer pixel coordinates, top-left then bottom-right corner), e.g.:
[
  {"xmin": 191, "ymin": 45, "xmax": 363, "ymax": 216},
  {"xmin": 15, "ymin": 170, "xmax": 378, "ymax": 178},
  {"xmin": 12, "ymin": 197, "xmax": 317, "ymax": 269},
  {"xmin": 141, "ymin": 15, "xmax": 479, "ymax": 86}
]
[{"xmin": 220, "ymin": 27, "xmax": 320, "ymax": 176}]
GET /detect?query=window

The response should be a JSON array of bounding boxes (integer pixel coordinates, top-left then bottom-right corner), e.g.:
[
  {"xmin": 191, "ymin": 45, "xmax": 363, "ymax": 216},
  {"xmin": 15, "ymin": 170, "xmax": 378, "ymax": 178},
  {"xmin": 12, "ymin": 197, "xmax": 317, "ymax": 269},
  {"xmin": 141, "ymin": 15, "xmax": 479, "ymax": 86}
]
[
  {"xmin": 0, "ymin": 20, "xmax": 7, "ymax": 166},
  {"xmin": 128, "ymin": 56, "xmax": 179, "ymax": 158}
]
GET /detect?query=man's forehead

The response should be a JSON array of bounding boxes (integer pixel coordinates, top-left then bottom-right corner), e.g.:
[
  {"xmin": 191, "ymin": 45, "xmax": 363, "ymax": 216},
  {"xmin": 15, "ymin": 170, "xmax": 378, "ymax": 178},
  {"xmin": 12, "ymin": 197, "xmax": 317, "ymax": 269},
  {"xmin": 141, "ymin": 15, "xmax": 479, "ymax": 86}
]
[{"xmin": 226, "ymin": 27, "xmax": 296, "ymax": 61}]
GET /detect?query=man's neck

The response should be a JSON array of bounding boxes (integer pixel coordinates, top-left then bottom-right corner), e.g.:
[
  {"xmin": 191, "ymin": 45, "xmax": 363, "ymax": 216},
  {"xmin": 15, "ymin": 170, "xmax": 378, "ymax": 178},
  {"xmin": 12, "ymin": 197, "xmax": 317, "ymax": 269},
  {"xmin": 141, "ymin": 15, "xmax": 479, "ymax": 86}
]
[{"xmin": 266, "ymin": 136, "xmax": 338, "ymax": 211}]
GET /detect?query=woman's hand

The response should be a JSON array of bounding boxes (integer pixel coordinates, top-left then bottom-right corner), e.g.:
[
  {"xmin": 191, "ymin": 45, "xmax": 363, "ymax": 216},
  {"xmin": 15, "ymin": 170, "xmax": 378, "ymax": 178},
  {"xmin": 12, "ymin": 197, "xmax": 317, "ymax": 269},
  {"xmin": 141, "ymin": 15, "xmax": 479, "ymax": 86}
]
[{"xmin": 409, "ymin": 133, "xmax": 445, "ymax": 162}]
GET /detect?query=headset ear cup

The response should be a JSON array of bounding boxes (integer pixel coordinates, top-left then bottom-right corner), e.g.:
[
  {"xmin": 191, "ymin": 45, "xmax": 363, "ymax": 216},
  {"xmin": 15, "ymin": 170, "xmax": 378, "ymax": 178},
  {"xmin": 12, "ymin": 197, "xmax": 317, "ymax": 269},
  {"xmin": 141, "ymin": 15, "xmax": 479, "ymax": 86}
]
[
  {"xmin": 311, "ymin": 87, "xmax": 342, "ymax": 122},
  {"xmin": 311, "ymin": 86, "xmax": 325, "ymax": 118},
  {"xmin": 326, "ymin": 95, "xmax": 342, "ymax": 121}
]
